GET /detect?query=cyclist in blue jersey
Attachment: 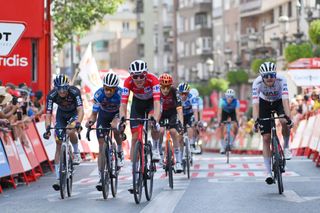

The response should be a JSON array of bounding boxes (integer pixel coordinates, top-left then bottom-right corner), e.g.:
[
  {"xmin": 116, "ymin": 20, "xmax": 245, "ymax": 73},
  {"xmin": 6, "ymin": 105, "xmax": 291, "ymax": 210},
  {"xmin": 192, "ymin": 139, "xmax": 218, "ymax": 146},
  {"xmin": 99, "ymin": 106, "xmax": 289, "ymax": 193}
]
[
  {"xmin": 178, "ymin": 83, "xmax": 199, "ymax": 153},
  {"xmin": 217, "ymin": 89, "xmax": 240, "ymax": 154},
  {"xmin": 190, "ymin": 88, "xmax": 204, "ymax": 154},
  {"xmin": 43, "ymin": 74, "xmax": 84, "ymax": 191},
  {"xmin": 85, "ymin": 72, "xmax": 124, "ymax": 190}
]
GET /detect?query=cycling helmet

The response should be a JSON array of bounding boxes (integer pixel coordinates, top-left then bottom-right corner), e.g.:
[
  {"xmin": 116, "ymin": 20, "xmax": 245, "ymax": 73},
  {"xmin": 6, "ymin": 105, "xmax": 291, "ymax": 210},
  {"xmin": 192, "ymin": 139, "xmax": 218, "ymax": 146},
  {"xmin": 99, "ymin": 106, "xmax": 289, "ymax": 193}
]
[
  {"xmin": 190, "ymin": 88, "xmax": 199, "ymax": 98},
  {"xmin": 159, "ymin": 73, "xmax": 173, "ymax": 86},
  {"xmin": 178, "ymin": 82, "xmax": 190, "ymax": 93},
  {"xmin": 225, "ymin": 89, "xmax": 235, "ymax": 97},
  {"xmin": 129, "ymin": 59, "xmax": 148, "ymax": 74},
  {"xmin": 103, "ymin": 72, "xmax": 119, "ymax": 87},
  {"xmin": 259, "ymin": 61, "xmax": 276, "ymax": 76},
  {"xmin": 54, "ymin": 74, "xmax": 69, "ymax": 88}
]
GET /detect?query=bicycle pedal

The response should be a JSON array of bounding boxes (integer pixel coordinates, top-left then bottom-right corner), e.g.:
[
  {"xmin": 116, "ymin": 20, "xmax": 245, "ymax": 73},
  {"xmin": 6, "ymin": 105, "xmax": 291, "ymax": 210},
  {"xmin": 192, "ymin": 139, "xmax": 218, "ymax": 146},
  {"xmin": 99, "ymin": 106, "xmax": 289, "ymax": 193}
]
[
  {"xmin": 128, "ymin": 188, "xmax": 139, "ymax": 194},
  {"xmin": 96, "ymin": 185, "xmax": 102, "ymax": 191},
  {"xmin": 152, "ymin": 159, "xmax": 160, "ymax": 163},
  {"xmin": 72, "ymin": 162, "xmax": 80, "ymax": 166}
]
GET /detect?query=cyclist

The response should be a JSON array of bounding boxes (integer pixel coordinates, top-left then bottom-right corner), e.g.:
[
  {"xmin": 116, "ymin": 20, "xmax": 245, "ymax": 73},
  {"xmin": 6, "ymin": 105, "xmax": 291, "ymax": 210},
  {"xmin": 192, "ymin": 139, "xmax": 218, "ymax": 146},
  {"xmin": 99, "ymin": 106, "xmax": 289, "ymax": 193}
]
[
  {"xmin": 178, "ymin": 82, "xmax": 198, "ymax": 154},
  {"xmin": 190, "ymin": 88, "xmax": 204, "ymax": 153},
  {"xmin": 43, "ymin": 74, "xmax": 84, "ymax": 191},
  {"xmin": 119, "ymin": 59, "xmax": 161, "ymax": 161},
  {"xmin": 85, "ymin": 72, "xmax": 124, "ymax": 190},
  {"xmin": 158, "ymin": 73, "xmax": 184, "ymax": 172},
  {"xmin": 217, "ymin": 89, "xmax": 240, "ymax": 154},
  {"xmin": 252, "ymin": 61, "xmax": 293, "ymax": 184}
]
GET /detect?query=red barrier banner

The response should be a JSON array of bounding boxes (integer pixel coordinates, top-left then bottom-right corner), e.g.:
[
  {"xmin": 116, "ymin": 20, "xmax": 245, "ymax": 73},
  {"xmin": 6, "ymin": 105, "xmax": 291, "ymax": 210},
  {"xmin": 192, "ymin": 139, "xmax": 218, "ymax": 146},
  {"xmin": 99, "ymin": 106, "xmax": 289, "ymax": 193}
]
[
  {"xmin": 0, "ymin": 133, "xmax": 24, "ymax": 175},
  {"xmin": 15, "ymin": 138, "xmax": 32, "ymax": 171},
  {"xmin": 21, "ymin": 136, "xmax": 39, "ymax": 169},
  {"xmin": 26, "ymin": 122, "xmax": 47, "ymax": 163}
]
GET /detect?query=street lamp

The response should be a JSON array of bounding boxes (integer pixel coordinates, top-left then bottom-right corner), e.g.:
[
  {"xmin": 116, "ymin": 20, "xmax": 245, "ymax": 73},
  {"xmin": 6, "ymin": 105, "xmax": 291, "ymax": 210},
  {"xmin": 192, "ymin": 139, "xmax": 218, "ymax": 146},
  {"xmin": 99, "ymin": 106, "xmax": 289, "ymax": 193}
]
[
  {"xmin": 304, "ymin": 0, "xmax": 317, "ymax": 25},
  {"xmin": 294, "ymin": 1, "xmax": 304, "ymax": 44},
  {"xmin": 278, "ymin": 16, "xmax": 289, "ymax": 55}
]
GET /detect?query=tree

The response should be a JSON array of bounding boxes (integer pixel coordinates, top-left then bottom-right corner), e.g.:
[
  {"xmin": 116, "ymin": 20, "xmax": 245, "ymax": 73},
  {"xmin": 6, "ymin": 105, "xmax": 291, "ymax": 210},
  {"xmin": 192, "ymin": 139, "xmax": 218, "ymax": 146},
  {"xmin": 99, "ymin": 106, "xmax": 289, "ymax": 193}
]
[
  {"xmin": 309, "ymin": 20, "xmax": 320, "ymax": 46},
  {"xmin": 227, "ymin": 69, "xmax": 249, "ymax": 85},
  {"xmin": 251, "ymin": 58, "xmax": 275, "ymax": 74},
  {"xmin": 52, "ymin": 0, "xmax": 124, "ymax": 50},
  {"xmin": 210, "ymin": 78, "xmax": 229, "ymax": 92},
  {"xmin": 284, "ymin": 42, "xmax": 313, "ymax": 63}
]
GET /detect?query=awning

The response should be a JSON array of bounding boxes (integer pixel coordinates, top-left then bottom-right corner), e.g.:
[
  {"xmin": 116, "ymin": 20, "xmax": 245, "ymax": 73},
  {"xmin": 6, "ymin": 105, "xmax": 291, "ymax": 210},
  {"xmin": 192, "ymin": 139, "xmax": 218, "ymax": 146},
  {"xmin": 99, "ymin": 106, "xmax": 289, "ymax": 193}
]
[{"xmin": 287, "ymin": 69, "xmax": 320, "ymax": 87}]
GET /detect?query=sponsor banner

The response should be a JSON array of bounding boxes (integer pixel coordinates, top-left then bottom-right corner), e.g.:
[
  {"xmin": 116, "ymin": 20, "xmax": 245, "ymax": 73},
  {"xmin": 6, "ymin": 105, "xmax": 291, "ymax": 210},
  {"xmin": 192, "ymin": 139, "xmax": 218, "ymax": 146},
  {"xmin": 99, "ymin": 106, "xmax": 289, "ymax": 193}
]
[
  {"xmin": 22, "ymin": 135, "xmax": 39, "ymax": 169},
  {"xmin": 310, "ymin": 114, "xmax": 320, "ymax": 150},
  {"xmin": 15, "ymin": 138, "xmax": 32, "ymax": 172},
  {"xmin": 1, "ymin": 133, "xmax": 24, "ymax": 175},
  {"xmin": 26, "ymin": 122, "xmax": 47, "ymax": 163},
  {"xmin": 300, "ymin": 116, "xmax": 316, "ymax": 148},
  {"xmin": 291, "ymin": 119, "xmax": 307, "ymax": 149},
  {"xmin": 35, "ymin": 121, "xmax": 56, "ymax": 161},
  {"xmin": 0, "ymin": 138, "xmax": 11, "ymax": 178},
  {"xmin": 0, "ymin": 22, "xmax": 26, "ymax": 56}
]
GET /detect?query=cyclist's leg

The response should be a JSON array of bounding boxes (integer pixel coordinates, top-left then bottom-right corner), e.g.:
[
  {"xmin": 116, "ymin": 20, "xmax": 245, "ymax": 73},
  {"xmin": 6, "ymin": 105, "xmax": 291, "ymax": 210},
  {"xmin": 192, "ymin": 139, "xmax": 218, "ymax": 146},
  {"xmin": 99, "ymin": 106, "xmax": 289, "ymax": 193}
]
[
  {"xmin": 259, "ymin": 99, "xmax": 273, "ymax": 183},
  {"xmin": 159, "ymin": 126, "xmax": 165, "ymax": 164},
  {"xmin": 66, "ymin": 112, "xmax": 81, "ymax": 164},
  {"xmin": 111, "ymin": 114, "xmax": 125, "ymax": 166},
  {"xmin": 129, "ymin": 98, "xmax": 143, "ymax": 162}
]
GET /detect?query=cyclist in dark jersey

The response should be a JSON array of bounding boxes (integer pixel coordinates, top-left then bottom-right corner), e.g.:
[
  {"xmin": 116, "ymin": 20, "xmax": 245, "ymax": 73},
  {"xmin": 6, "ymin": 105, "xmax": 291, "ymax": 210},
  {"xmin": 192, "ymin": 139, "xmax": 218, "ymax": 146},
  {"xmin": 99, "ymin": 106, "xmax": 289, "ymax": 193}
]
[
  {"xmin": 158, "ymin": 73, "xmax": 184, "ymax": 172},
  {"xmin": 43, "ymin": 74, "xmax": 84, "ymax": 191}
]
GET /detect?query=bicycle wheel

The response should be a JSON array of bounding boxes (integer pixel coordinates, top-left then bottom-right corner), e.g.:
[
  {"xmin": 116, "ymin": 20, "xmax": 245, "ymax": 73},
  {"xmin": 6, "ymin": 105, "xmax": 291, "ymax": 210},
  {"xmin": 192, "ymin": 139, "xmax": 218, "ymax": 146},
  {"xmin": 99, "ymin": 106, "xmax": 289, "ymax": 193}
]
[
  {"xmin": 102, "ymin": 142, "xmax": 110, "ymax": 200},
  {"xmin": 133, "ymin": 141, "xmax": 143, "ymax": 204},
  {"xmin": 226, "ymin": 143, "xmax": 230, "ymax": 164},
  {"xmin": 59, "ymin": 145, "xmax": 67, "ymax": 199},
  {"xmin": 110, "ymin": 144, "xmax": 118, "ymax": 198},
  {"xmin": 144, "ymin": 140, "xmax": 154, "ymax": 201},
  {"xmin": 67, "ymin": 149, "xmax": 73, "ymax": 197},
  {"xmin": 167, "ymin": 139, "xmax": 173, "ymax": 189},
  {"xmin": 184, "ymin": 137, "xmax": 191, "ymax": 179},
  {"xmin": 273, "ymin": 137, "xmax": 284, "ymax": 194}
]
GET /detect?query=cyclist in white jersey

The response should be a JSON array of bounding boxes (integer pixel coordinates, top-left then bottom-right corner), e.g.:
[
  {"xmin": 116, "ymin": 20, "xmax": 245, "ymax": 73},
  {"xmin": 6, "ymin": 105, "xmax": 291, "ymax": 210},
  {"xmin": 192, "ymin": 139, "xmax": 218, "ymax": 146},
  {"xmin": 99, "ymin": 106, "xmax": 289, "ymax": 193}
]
[{"xmin": 252, "ymin": 62, "xmax": 294, "ymax": 185}]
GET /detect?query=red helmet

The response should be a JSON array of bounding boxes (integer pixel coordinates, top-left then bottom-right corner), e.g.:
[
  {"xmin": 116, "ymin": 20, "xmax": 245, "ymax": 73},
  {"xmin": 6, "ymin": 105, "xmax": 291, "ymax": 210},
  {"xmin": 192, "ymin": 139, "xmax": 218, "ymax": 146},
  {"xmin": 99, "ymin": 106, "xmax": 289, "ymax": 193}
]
[{"xmin": 159, "ymin": 73, "xmax": 173, "ymax": 86}]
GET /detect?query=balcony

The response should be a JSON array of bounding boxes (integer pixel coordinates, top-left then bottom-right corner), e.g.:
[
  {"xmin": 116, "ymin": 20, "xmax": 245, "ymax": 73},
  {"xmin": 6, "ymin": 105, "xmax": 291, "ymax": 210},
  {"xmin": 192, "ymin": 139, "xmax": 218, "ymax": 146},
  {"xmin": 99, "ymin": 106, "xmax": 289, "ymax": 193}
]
[
  {"xmin": 179, "ymin": 1, "xmax": 212, "ymax": 15},
  {"xmin": 240, "ymin": 0, "xmax": 262, "ymax": 13}
]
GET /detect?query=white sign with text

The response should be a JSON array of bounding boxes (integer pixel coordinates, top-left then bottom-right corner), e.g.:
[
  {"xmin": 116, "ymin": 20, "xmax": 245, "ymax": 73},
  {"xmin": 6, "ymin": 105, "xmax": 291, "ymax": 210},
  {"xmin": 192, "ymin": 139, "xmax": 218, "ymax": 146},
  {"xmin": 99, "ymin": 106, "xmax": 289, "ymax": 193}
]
[{"xmin": 0, "ymin": 22, "xmax": 26, "ymax": 56}]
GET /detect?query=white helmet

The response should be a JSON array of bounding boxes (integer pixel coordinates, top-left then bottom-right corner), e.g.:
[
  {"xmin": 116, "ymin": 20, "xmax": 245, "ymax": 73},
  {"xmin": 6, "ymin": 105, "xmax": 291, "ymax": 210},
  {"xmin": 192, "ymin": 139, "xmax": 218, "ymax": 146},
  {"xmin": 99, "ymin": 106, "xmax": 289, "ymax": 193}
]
[
  {"xmin": 103, "ymin": 72, "xmax": 119, "ymax": 87},
  {"xmin": 129, "ymin": 59, "xmax": 148, "ymax": 74},
  {"xmin": 190, "ymin": 88, "xmax": 199, "ymax": 98},
  {"xmin": 225, "ymin": 89, "xmax": 235, "ymax": 97},
  {"xmin": 259, "ymin": 61, "xmax": 276, "ymax": 76}
]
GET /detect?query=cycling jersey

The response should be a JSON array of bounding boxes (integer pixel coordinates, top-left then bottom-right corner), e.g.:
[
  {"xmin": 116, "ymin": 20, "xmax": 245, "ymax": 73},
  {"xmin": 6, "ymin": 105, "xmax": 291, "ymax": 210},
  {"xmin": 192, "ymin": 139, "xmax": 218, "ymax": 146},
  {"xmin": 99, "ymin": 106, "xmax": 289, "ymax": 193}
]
[
  {"xmin": 181, "ymin": 93, "xmax": 198, "ymax": 116},
  {"xmin": 121, "ymin": 73, "xmax": 160, "ymax": 104},
  {"xmin": 252, "ymin": 74, "xmax": 289, "ymax": 104},
  {"xmin": 219, "ymin": 98, "xmax": 240, "ymax": 113},
  {"xmin": 161, "ymin": 87, "xmax": 181, "ymax": 115},
  {"xmin": 46, "ymin": 86, "xmax": 83, "ymax": 113},
  {"xmin": 92, "ymin": 87, "xmax": 122, "ymax": 113}
]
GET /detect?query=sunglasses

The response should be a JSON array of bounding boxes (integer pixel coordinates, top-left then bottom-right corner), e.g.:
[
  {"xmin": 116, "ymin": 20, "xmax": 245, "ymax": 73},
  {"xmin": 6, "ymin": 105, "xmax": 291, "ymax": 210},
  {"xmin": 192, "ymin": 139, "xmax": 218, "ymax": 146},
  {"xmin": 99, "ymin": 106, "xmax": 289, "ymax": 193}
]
[
  {"xmin": 56, "ymin": 85, "xmax": 69, "ymax": 92},
  {"xmin": 180, "ymin": 92, "xmax": 189, "ymax": 96},
  {"xmin": 226, "ymin": 95, "xmax": 234, "ymax": 99},
  {"xmin": 131, "ymin": 73, "xmax": 146, "ymax": 80},
  {"xmin": 262, "ymin": 73, "xmax": 276, "ymax": 79},
  {"xmin": 104, "ymin": 86, "xmax": 116, "ymax": 93},
  {"xmin": 161, "ymin": 85, "xmax": 171, "ymax": 90}
]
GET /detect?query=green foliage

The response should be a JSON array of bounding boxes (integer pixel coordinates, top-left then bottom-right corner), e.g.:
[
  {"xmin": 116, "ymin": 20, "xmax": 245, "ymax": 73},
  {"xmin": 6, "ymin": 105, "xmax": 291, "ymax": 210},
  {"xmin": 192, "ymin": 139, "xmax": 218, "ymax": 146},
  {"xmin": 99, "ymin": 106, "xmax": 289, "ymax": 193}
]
[
  {"xmin": 313, "ymin": 46, "xmax": 320, "ymax": 57},
  {"xmin": 210, "ymin": 78, "xmax": 229, "ymax": 92},
  {"xmin": 52, "ymin": 0, "xmax": 124, "ymax": 50},
  {"xmin": 251, "ymin": 58, "xmax": 275, "ymax": 74},
  {"xmin": 226, "ymin": 69, "xmax": 249, "ymax": 85},
  {"xmin": 309, "ymin": 20, "xmax": 320, "ymax": 46},
  {"xmin": 284, "ymin": 42, "xmax": 313, "ymax": 63}
]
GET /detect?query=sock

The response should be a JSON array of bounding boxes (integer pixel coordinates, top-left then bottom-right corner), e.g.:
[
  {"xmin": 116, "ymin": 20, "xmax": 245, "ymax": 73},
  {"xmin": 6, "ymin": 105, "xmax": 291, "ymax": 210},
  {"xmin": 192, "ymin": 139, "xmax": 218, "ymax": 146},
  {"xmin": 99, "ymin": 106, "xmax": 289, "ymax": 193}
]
[
  {"xmin": 190, "ymin": 138, "xmax": 195, "ymax": 145},
  {"xmin": 117, "ymin": 144, "xmax": 123, "ymax": 152},
  {"xmin": 153, "ymin": 139, "xmax": 159, "ymax": 151},
  {"xmin": 55, "ymin": 164, "xmax": 60, "ymax": 180},
  {"xmin": 180, "ymin": 147, "xmax": 184, "ymax": 162},
  {"xmin": 72, "ymin": 143, "xmax": 79, "ymax": 154},
  {"xmin": 283, "ymin": 136, "xmax": 290, "ymax": 149},
  {"xmin": 264, "ymin": 157, "xmax": 272, "ymax": 175},
  {"xmin": 175, "ymin": 148, "xmax": 181, "ymax": 163}
]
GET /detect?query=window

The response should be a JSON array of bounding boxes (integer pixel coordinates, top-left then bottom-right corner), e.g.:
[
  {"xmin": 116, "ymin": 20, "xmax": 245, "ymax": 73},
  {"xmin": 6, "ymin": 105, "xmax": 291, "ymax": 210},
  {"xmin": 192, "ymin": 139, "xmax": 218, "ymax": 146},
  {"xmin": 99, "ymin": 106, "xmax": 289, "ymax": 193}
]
[
  {"xmin": 195, "ymin": 12, "xmax": 208, "ymax": 28},
  {"xmin": 138, "ymin": 21, "xmax": 144, "ymax": 34},
  {"xmin": 93, "ymin": 40, "xmax": 108, "ymax": 52},
  {"xmin": 279, "ymin": 5, "xmax": 282, "ymax": 17},
  {"xmin": 136, "ymin": 0, "xmax": 144, "ymax": 13},
  {"xmin": 122, "ymin": 22, "xmax": 130, "ymax": 31},
  {"xmin": 31, "ymin": 40, "xmax": 38, "ymax": 82},
  {"xmin": 288, "ymin": 1, "xmax": 292, "ymax": 17},
  {"xmin": 138, "ymin": 43, "xmax": 145, "ymax": 57},
  {"xmin": 213, "ymin": 0, "xmax": 222, "ymax": 9},
  {"xmin": 271, "ymin": 9, "xmax": 275, "ymax": 23}
]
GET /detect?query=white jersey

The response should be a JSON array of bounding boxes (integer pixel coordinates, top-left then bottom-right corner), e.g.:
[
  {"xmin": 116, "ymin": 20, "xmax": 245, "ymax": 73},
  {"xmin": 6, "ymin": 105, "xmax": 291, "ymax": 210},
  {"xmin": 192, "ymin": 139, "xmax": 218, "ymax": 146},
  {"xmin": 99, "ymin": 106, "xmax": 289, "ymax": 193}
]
[{"xmin": 252, "ymin": 74, "xmax": 289, "ymax": 104}]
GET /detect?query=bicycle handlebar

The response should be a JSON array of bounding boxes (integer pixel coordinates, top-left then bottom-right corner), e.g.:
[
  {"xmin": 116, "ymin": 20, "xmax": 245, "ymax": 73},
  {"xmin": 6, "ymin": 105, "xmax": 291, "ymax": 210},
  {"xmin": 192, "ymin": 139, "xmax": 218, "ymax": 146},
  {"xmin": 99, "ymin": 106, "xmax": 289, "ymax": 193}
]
[
  {"xmin": 48, "ymin": 127, "xmax": 82, "ymax": 140},
  {"xmin": 86, "ymin": 126, "xmax": 111, "ymax": 141},
  {"xmin": 258, "ymin": 114, "xmax": 289, "ymax": 122}
]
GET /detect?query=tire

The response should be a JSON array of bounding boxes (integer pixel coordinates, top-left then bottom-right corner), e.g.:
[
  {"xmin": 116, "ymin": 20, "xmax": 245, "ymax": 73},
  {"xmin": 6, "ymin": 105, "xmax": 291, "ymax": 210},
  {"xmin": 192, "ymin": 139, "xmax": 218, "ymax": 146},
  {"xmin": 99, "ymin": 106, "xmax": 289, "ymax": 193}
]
[
  {"xmin": 67, "ymin": 150, "xmax": 73, "ymax": 197},
  {"xmin": 184, "ymin": 137, "xmax": 191, "ymax": 179},
  {"xmin": 144, "ymin": 141, "xmax": 154, "ymax": 201},
  {"xmin": 110, "ymin": 144, "xmax": 118, "ymax": 198},
  {"xmin": 276, "ymin": 162, "xmax": 284, "ymax": 194},
  {"xmin": 102, "ymin": 142, "xmax": 110, "ymax": 200},
  {"xmin": 167, "ymin": 140, "xmax": 173, "ymax": 189},
  {"xmin": 226, "ymin": 143, "xmax": 230, "ymax": 164},
  {"xmin": 59, "ymin": 145, "xmax": 67, "ymax": 199},
  {"xmin": 273, "ymin": 137, "xmax": 284, "ymax": 194},
  {"xmin": 133, "ymin": 141, "xmax": 143, "ymax": 204}
]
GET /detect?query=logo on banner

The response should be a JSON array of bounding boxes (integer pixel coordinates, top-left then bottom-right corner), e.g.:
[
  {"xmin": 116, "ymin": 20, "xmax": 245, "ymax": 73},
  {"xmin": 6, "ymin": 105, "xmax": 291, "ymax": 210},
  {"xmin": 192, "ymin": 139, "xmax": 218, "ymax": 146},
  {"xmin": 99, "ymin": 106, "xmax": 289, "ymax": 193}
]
[
  {"xmin": 0, "ymin": 54, "xmax": 28, "ymax": 67},
  {"xmin": 0, "ymin": 22, "xmax": 26, "ymax": 56}
]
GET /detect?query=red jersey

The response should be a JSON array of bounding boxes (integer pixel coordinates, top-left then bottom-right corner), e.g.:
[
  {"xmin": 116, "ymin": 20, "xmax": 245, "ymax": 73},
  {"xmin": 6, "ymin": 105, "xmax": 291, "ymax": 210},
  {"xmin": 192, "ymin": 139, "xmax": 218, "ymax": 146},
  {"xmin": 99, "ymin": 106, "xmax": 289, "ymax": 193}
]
[
  {"xmin": 161, "ymin": 87, "xmax": 181, "ymax": 112},
  {"xmin": 121, "ymin": 73, "xmax": 161, "ymax": 104}
]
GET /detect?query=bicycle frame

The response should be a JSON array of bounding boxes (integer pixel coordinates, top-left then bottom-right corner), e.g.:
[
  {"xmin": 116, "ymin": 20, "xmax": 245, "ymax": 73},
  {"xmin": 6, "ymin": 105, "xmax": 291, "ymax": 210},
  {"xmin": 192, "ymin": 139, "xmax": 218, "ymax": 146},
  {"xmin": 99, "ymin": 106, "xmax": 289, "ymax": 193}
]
[{"xmin": 164, "ymin": 128, "xmax": 175, "ymax": 165}]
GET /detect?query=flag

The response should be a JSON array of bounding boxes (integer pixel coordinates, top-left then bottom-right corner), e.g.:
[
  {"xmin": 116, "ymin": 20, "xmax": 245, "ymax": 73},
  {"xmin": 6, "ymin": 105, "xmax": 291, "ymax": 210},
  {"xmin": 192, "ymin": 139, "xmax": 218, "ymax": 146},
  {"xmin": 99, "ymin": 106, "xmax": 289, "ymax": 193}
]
[{"xmin": 78, "ymin": 42, "xmax": 101, "ymax": 95}]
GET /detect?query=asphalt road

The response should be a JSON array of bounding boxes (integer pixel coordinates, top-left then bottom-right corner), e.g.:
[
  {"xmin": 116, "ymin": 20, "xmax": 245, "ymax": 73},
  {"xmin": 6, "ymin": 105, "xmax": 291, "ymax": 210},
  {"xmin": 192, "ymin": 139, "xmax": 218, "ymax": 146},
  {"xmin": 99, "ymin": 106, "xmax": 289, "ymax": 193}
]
[{"xmin": 1, "ymin": 153, "xmax": 320, "ymax": 213}]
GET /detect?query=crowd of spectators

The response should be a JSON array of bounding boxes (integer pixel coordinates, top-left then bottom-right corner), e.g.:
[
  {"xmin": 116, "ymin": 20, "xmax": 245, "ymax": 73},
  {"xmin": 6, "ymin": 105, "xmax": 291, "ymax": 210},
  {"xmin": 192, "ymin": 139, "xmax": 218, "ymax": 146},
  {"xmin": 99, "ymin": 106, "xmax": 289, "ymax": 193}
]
[{"xmin": 0, "ymin": 81, "xmax": 44, "ymax": 145}]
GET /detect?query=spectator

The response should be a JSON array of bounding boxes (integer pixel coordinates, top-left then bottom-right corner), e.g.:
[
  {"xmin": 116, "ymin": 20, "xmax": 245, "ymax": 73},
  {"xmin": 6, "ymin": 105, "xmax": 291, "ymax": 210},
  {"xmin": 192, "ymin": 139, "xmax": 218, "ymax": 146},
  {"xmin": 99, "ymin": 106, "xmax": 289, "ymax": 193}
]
[
  {"xmin": 0, "ymin": 86, "xmax": 18, "ymax": 121},
  {"xmin": 311, "ymin": 90, "xmax": 320, "ymax": 112}
]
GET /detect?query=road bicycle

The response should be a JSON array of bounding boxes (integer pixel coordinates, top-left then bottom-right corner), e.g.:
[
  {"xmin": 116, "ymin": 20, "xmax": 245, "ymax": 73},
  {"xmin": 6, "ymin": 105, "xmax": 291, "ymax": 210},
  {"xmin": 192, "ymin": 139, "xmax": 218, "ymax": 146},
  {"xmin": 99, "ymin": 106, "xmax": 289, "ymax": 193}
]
[
  {"xmin": 86, "ymin": 126, "xmax": 119, "ymax": 199},
  {"xmin": 162, "ymin": 119, "xmax": 175, "ymax": 189},
  {"xmin": 222, "ymin": 120, "xmax": 236, "ymax": 164}
]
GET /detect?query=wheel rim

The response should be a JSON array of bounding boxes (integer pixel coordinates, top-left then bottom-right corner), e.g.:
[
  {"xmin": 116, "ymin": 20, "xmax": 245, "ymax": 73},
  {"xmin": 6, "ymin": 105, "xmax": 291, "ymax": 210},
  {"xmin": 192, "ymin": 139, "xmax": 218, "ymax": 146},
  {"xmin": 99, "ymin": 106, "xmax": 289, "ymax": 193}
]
[
  {"xmin": 59, "ymin": 146, "xmax": 67, "ymax": 199},
  {"xmin": 133, "ymin": 141, "xmax": 142, "ymax": 204},
  {"xmin": 145, "ymin": 142, "xmax": 154, "ymax": 201}
]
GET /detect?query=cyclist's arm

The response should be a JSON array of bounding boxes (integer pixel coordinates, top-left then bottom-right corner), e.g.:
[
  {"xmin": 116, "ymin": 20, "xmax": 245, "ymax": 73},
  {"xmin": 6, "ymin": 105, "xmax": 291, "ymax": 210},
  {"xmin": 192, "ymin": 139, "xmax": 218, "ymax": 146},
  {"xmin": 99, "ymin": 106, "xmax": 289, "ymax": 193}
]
[
  {"xmin": 252, "ymin": 78, "xmax": 260, "ymax": 121},
  {"xmin": 152, "ymin": 80, "xmax": 161, "ymax": 122},
  {"xmin": 282, "ymin": 99, "xmax": 291, "ymax": 118},
  {"xmin": 236, "ymin": 100, "xmax": 241, "ymax": 122},
  {"xmin": 281, "ymin": 77, "xmax": 291, "ymax": 119},
  {"xmin": 217, "ymin": 98, "xmax": 223, "ymax": 122},
  {"xmin": 192, "ymin": 97, "xmax": 199, "ymax": 122},
  {"xmin": 177, "ymin": 106, "xmax": 184, "ymax": 124},
  {"xmin": 120, "ymin": 79, "xmax": 130, "ymax": 120},
  {"xmin": 252, "ymin": 103, "xmax": 259, "ymax": 121},
  {"xmin": 45, "ymin": 113, "xmax": 52, "ymax": 129},
  {"xmin": 45, "ymin": 94, "xmax": 54, "ymax": 129},
  {"xmin": 153, "ymin": 100, "xmax": 161, "ymax": 122},
  {"xmin": 76, "ymin": 106, "xmax": 84, "ymax": 123}
]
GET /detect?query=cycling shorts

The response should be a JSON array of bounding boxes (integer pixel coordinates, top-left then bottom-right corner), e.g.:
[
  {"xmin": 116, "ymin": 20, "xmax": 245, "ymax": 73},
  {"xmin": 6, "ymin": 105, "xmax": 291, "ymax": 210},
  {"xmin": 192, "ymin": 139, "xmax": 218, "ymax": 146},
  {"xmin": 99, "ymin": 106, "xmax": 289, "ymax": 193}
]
[
  {"xmin": 130, "ymin": 97, "xmax": 153, "ymax": 129},
  {"xmin": 220, "ymin": 110, "xmax": 237, "ymax": 123},
  {"xmin": 55, "ymin": 109, "xmax": 78, "ymax": 141},
  {"xmin": 160, "ymin": 111, "xmax": 179, "ymax": 131},
  {"xmin": 96, "ymin": 110, "xmax": 119, "ymax": 138},
  {"xmin": 183, "ymin": 113, "xmax": 194, "ymax": 128}
]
